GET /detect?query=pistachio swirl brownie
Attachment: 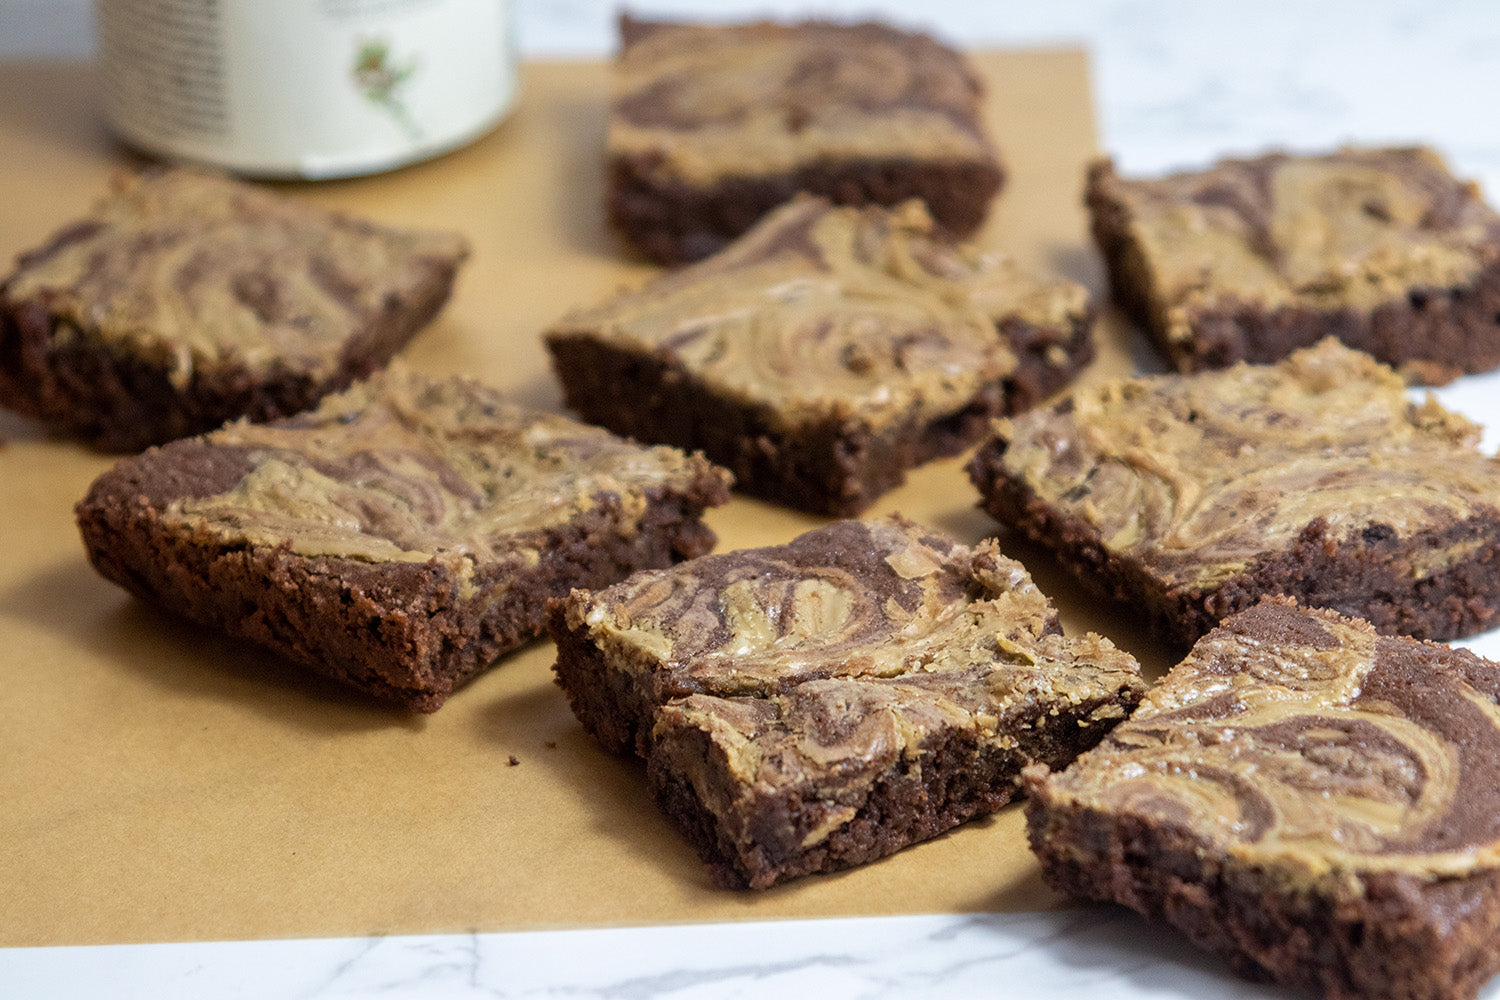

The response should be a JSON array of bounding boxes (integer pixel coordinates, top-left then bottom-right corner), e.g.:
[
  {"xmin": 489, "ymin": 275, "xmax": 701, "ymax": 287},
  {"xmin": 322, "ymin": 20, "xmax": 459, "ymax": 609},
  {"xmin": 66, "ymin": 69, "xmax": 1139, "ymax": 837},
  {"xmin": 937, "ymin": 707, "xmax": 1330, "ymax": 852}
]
[
  {"xmin": 609, "ymin": 15, "xmax": 1004, "ymax": 264},
  {"xmin": 0, "ymin": 167, "xmax": 469, "ymax": 452},
  {"xmin": 75, "ymin": 366, "xmax": 731, "ymax": 712},
  {"xmin": 548, "ymin": 196, "xmax": 1094, "ymax": 516},
  {"xmin": 968, "ymin": 339, "xmax": 1500, "ymax": 647},
  {"xmin": 549, "ymin": 515, "xmax": 1145, "ymax": 889},
  {"xmin": 1026, "ymin": 599, "xmax": 1500, "ymax": 1000},
  {"xmin": 1088, "ymin": 146, "xmax": 1500, "ymax": 382}
]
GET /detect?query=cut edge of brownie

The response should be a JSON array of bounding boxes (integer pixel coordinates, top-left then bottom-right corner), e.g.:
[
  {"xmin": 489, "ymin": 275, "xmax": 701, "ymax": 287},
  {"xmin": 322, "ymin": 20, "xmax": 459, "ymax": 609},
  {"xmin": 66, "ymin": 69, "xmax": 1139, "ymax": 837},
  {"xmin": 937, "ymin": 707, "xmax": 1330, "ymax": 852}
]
[
  {"xmin": 650, "ymin": 684, "xmax": 1143, "ymax": 890},
  {"xmin": 1086, "ymin": 158, "xmax": 1500, "ymax": 383},
  {"xmin": 76, "ymin": 441, "xmax": 730, "ymax": 713},
  {"xmin": 548, "ymin": 591, "xmax": 662, "ymax": 755},
  {"xmin": 547, "ymin": 307, "xmax": 1094, "ymax": 517},
  {"xmin": 967, "ymin": 435, "xmax": 1500, "ymax": 648},
  {"xmin": 1023, "ymin": 777, "xmax": 1500, "ymax": 1000},
  {"xmin": 609, "ymin": 155, "xmax": 1005, "ymax": 266}
]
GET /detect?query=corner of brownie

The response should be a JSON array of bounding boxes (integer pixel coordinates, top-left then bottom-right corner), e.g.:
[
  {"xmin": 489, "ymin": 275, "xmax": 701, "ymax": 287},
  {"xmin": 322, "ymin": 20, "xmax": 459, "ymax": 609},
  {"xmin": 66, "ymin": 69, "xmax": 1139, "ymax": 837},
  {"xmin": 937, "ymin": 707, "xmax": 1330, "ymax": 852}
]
[
  {"xmin": 1086, "ymin": 146, "xmax": 1500, "ymax": 381},
  {"xmin": 547, "ymin": 195, "xmax": 1094, "ymax": 516},
  {"xmin": 968, "ymin": 337, "xmax": 1500, "ymax": 647},
  {"xmin": 75, "ymin": 364, "xmax": 731, "ymax": 712},
  {"xmin": 549, "ymin": 514, "xmax": 1144, "ymax": 889},
  {"xmin": 608, "ymin": 15, "xmax": 1004, "ymax": 264},
  {"xmin": 1026, "ymin": 597, "xmax": 1500, "ymax": 1000},
  {"xmin": 0, "ymin": 166, "xmax": 471, "ymax": 452}
]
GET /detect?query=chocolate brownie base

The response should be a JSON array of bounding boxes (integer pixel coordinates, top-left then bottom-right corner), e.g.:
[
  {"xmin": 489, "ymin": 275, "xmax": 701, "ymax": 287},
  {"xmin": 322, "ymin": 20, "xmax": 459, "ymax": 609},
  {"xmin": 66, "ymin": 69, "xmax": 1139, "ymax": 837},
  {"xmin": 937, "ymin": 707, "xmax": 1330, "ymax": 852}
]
[
  {"xmin": 1086, "ymin": 151, "xmax": 1500, "ymax": 383},
  {"xmin": 77, "ymin": 370, "xmax": 730, "ymax": 712},
  {"xmin": 968, "ymin": 340, "xmax": 1500, "ymax": 648},
  {"xmin": 549, "ymin": 310, "xmax": 1089, "ymax": 517},
  {"xmin": 610, "ymin": 153, "xmax": 1004, "ymax": 266},
  {"xmin": 1031, "ymin": 807, "xmax": 1500, "ymax": 1000},
  {"xmin": 550, "ymin": 516, "xmax": 1144, "ymax": 888},
  {"xmin": 1025, "ymin": 600, "xmax": 1500, "ymax": 1000},
  {"xmin": 0, "ymin": 168, "xmax": 469, "ymax": 451}
]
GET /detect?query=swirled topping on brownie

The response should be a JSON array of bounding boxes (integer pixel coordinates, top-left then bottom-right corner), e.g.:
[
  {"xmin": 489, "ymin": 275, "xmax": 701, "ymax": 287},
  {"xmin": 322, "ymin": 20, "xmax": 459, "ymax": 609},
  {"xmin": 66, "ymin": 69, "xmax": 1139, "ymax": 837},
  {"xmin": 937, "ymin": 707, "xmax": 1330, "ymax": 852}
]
[
  {"xmin": 76, "ymin": 365, "xmax": 730, "ymax": 712},
  {"xmin": 613, "ymin": 18, "xmax": 996, "ymax": 186},
  {"xmin": 550, "ymin": 515, "xmax": 1144, "ymax": 888},
  {"xmin": 167, "ymin": 368, "xmax": 724, "ymax": 572},
  {"xmin": 550, "ymin": 196, "xmax": 1092, "ymax": 515},
  {"xmin": 1088, "ymin": 146, "xmax": 1500, "ymax": 379},
  {"xmin": 969, "ymin": 338, "xmax": 1500, "ymax": 644},
  {"xmin": 607, "ymin": 16, "xmax": 1004, "ymax": 263},
  {"xmin": 1, "ymin": 167, "xmax": 469, "ymax": 450},
  {"xmin": 1025, "ymin": 598, "xmax": 1500, "ymax": 1000}
]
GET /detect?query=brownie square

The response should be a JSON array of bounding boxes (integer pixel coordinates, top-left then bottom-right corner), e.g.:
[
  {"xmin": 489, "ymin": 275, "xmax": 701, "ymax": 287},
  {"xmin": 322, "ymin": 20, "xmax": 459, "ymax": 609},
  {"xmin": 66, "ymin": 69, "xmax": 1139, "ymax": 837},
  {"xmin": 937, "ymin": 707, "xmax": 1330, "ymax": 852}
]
[
  {"xmin": 608, "ymin": 15, "xmax": 1004, "ymax": 264},
  {"xmin": 1026, "ymin": 598, "xmax": 1500, "ymax": 1000},
  {"xmin": 75, "ymin": 365, "xmax": 731, "ymax": 712},
  {"xmin": 548, "ymin": 196, "xmax": 1094, "ymax": 516},
  {"xmin": 0, "ymin": 167, "xmax": 470, "ymax": 452},
  {"xmin": 1088, "ymin": 146, "xmax": 1500, "ymax": 383},
  {"xmin": 549, "ymin": 515, "xmax": 1145, "ymax": 888},
  {"xmin": 968, "ymin": 338, "xmax": 1500, "ymax": 647}
]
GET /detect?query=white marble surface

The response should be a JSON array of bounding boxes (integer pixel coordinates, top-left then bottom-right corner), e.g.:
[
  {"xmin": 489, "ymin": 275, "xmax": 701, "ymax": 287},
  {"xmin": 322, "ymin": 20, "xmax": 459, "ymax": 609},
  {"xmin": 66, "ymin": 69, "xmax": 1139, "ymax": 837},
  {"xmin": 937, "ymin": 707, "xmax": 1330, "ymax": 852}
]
[{"xmin": 3, "ymin": 1, "xmax": 1500, "ymax": 997}]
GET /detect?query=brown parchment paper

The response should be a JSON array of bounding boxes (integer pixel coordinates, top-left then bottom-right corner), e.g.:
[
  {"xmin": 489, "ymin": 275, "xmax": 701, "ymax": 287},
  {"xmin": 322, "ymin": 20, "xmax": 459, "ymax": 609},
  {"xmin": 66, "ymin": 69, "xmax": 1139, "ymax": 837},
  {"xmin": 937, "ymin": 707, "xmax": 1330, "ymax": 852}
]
[{"xmin": 0, "ymin": 50, "xmax": 1169, "ymax": 948}]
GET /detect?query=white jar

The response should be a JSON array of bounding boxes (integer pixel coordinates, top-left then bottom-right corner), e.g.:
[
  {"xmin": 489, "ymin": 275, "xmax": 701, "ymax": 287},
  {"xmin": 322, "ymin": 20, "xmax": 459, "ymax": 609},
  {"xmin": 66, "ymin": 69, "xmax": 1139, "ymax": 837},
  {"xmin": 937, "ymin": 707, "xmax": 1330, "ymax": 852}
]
[{"xmin": 96, "ymin": 0, "xmax": 518, "ymax": 179}]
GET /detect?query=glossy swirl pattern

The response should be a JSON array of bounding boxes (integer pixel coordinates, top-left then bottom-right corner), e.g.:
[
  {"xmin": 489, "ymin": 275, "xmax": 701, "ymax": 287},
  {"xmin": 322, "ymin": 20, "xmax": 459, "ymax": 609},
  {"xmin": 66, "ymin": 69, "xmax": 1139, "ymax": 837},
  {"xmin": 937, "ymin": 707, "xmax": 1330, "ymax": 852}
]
[
  {"xmin": 165, "ymin": 365, "xmax": 725, "ymax": 568},
  {"xmin": 1101, "ymin": 147, "xmax": 1500, "ymax": 324},
  {"xmin": 574, "ymin": 517, "xmax": 1144, "ymax": 786},
  {"xmin": 610, "ymin": 20, "xmax": 993, "ymax": 184},
  {"xmin": 1041, "ymin": 600, "xmax": 1500, "ymax": 879},
  {"xmin": 997, "ymin": 339, "xmax": 1500, "ymax": 588},
  {"xmin": 6, "ymin": 169, "xmax": 467, "ymax": 381},
  {"xmin": 552, "ymin": 197, "xmax": 1089, "ymax": 430}
]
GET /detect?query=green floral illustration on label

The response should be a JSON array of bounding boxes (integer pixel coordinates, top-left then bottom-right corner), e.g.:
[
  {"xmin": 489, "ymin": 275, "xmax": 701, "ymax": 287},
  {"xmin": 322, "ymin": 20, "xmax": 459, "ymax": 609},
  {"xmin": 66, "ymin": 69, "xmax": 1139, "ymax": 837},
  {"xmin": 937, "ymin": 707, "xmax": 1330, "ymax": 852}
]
[{"xmin": 352, "ymin": 37, "xmax": 420, "ymax": 141}]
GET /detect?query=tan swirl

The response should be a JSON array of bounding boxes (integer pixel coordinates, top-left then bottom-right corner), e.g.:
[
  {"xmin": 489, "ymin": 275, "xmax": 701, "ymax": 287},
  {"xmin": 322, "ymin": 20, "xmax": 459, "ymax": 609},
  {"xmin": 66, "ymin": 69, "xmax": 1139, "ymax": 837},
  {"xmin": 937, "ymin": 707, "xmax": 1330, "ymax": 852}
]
[
  {"xmin": 167, "ymin": 366, "xmax": 718, "ymax": 567},
  {"xmin": 1050, "ymin": 603, "xmax": 1500, "ymax": 881},
  {"xmin": 1000, "ymin": 340, "xmax": 1500, "ymax": 589},
  {"xmin": 1111, "ymin": 148, "xmax": 1498, "ymax": 316},
  {"xmin": 9, "ymin": 170, "xmax": 465, "ymax": 383},
  {"xmin": 610, "ymin": 22, "xmax": 991, "ymax": 184},
  {"xmin": 553, "ymin": 199, "xmax": 1087, "ymax": 432}
]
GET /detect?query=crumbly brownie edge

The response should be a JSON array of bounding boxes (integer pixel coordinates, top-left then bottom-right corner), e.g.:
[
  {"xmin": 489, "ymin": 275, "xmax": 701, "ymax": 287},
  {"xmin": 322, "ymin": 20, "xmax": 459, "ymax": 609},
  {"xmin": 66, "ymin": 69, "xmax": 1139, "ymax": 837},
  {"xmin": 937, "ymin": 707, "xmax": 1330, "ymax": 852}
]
[
  {"xmin": 549, "ymin": 597, "xmax": 664, "ymax": 756},
  {"xmin": 547, "ymin": 310, "xmax": 1092, "ymax": 517},
  {"xmin": 609, "ymin": 155, "xmax": 1005, "ymax": 266},
  {"xmin": 648, "ymin": 685, "xmax": 1140, "ymax": 890},
  {"xmin": 76, "ymin": 446, "xmax": 728, "ymax": 712},
  {"xmin": 1024, "ymin": 778, "xmax": 1500, "ymax": 1000},
  {"xmin": 0, "ymin": 252, "xmax": 462, "ymax": 453},
  {"xmin": 967, "ymin": 437, "xmax": 1500, "ymax": 646},
  {"xmin": 1086, "ymin": 160, "xmax": 1500, "ymax": 382}
]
